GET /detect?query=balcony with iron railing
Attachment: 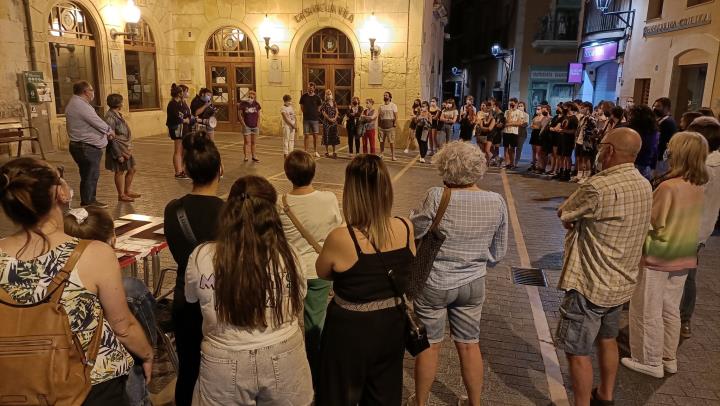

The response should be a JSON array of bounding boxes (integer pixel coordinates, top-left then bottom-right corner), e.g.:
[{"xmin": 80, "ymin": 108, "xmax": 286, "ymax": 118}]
[
  {"xmin": 532, "ymin": 10, "xmax": 580, "ymax": 52},
  {"xmin": 583, "ymin": 0, "xmax": 632, "ymax": 35}
]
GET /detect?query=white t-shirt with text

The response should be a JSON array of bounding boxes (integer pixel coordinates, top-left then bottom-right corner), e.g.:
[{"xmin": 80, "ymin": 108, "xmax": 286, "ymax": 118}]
[
  {"xmin": 378, "ymin": 102, "xmax": 398, "ymax": 121},
  {"xmin": 185, "ymin": 243, "xmax": 307, "ymax": 351},
  {"xmin": 280, "ymin": 104, "xmax": 296, "ymax": 129}
]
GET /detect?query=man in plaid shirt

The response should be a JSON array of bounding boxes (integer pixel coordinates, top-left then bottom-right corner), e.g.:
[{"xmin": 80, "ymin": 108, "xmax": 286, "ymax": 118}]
[{"xmin": 556, "ymin": 127, "xmax": 652, "ymax": 406}]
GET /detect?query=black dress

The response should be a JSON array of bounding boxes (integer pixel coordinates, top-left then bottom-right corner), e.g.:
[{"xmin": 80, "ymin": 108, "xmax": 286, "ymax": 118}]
[{"xmin": 316, "ymin": 220, "xmax": 413, "ymax": 406}]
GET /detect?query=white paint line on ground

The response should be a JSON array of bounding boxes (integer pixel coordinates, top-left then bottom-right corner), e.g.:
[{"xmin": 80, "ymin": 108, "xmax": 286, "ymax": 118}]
[
  {"xmin": 392, "ymin": 155, "xmax": 418, "ymax": 184},
  {"xmin": 220, "ymin": 145, "xmax": 349, "ymax": 198},
  {"xmin": 500, "ymin": 168, "xmax": 570, "ymax": 406}
]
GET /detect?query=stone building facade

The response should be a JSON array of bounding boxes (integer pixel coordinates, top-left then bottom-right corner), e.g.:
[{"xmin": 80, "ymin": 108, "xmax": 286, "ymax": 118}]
[
  {"xmin": 619, "ymin": 0, "xmax": 719, "ymax": 117},
  {"xmin": 1, "ymin": 0, "xmax": 446, "ymax": 151}
]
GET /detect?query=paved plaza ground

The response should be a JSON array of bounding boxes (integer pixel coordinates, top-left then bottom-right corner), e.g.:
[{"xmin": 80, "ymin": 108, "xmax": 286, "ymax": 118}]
[{"xmin": 1, "ymin": 132, "xmax": 718, "ymax": 406}]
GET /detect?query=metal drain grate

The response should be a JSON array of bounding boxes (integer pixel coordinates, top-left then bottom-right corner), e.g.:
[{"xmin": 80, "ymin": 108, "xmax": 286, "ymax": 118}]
[{"xmin": 511, "ymin": 267, "xmax": 548, "ymax": 287}]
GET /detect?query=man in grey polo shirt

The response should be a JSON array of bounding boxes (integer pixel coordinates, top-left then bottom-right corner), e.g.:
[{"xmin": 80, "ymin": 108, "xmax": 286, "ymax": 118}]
[{"xmin": 65, "ymin": 80, "xmax": 112, "ymax": 208}]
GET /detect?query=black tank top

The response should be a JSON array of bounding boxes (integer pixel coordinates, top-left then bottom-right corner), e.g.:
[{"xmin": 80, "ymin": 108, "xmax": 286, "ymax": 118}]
[{"xmin": 332, "ymin": 218, "xmax": 413, "ymax": 303}]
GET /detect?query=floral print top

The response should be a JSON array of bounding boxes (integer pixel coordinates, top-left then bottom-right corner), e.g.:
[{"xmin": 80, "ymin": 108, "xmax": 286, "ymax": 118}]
[{"xmin": 0, "ymin": 239, "xmax": 133, "ymax": 384}]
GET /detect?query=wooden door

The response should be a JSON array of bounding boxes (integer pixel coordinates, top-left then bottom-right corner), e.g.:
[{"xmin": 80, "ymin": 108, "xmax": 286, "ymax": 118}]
[{"xmin": 206, "ymin": 63, "xmax": 255, "ymax": 132}]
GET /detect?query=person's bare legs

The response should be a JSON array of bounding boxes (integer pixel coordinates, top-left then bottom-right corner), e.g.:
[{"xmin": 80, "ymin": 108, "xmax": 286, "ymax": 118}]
[
  {"xmin": 508, "ymin": 147, "xmax": 516, "ymax": 167},
  {"xmin": 124, "ymin": 168, "xmax": 137, "ymax": 196},
  {"xmin": 567, "ymin": 354, "xmax": 593, "ymax": 406},
  {"xmin": 313, "ymin": 134, "xmax": 319, "ymax": 154},
  {"xmin": 173, "ymin": 139, "xmax": 183, "ymax": 174},
  {"xmin": 304, "ymin": 131, "xmax": 310, "ymax": 151},
  {"xmin": 380, "ymin": 140, "xmax": 386, "ymax": 156},
  {"xmin": 596, "ymin": 338, "xmax": 618, "ymax": 401},
  {"xmin": 243, "ymin": 134, "xmax": 250, "ymax": 160},
  {"xmin": 251, "ymin": 133, "xmax": 257, "ymax": 160},
  {"xmin": 484, "ymin": 141, "xmax": 492, "ymax": 163},
  {"xmin": 390, "ymin": 142, "xmax": 396, "ymax": 160},
  {"xmin": 114, "ymin": 171, "xmax": 126, "ymax": 198},
  {"xmin": 457, "ymin": 342, "xmax": 484, "ymax": 406},
  {"xmin": 414, "ymin": 343, "xmax": 441, "ymax": 406}
]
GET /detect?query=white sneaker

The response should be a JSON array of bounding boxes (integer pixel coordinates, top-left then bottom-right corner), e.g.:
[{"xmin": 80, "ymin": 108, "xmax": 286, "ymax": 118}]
[
  {"xmin": 457, "ymin": 395, "xmax": 469, "ymax": 406},
  {"xmin": 663, "ymin": 359, "xmax": 678, "ymax": 374},
  {"xmin": 419, "ymin": 157, "xmax": 426, "ymax": 163},
  {"xmin": 577, "ymin": 176, "xmax": 588, "ymax": 184},
  {"xmin": 314, "ymin": 152, "xmax": 320, "ymax": 158},
  {"xmin": 621, "ymin": 357, "xmax": 664, "ymax": 378},
  {"xmin": 404, "ymin": 148, "xmax": 410, "ymax": 154},
  {"xmin": 570, "ymin": 176, "xmax": 580, "ymax": 183}
]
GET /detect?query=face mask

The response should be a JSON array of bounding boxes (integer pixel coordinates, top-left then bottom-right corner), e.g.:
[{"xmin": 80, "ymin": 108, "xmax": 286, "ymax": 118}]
[
  {"xmin": 383, "ymin": 97, "xmax": 389, "ymax": 102},
  {"xmin": 519, "ymin": 106, "xmax": 525, "ymax": 111},
  {"xmin": 663, "ymin": 149, "xmax": 671, "ymax": 161},
  {"xmin": 202, "ymin": 95, "xmax": 211, "ymax": 102},
  {"xmin": 653, "ymin": 108, "xmax": 664, "ymax": 117},
  {"xmin": 556, "ymin": 109, "xmax": 562, "ymax": 115},
  {"xmin": 542, "ymin": 111, "xmax": 549, "ymax": 116},
  {"xmin": 604, "ymin": 110, "xmax": 611, "ymax": 117},
  {"xmin": 352, "ymin": 101, "xmax": 358, "ymax": 105}
]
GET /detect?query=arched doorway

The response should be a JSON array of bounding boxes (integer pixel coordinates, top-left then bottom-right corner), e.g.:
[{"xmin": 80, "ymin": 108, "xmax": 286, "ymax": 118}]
[
  {"xmin": 204, "ymin": 27, "xmax": 255, "ymax": 132},
  {"xmin": 302, "ymin": 28, "xmax": 354, "ymax": 116},
  {"xmin": 48, "ymin": 2, "xmax": 100, "ymax": 114}
]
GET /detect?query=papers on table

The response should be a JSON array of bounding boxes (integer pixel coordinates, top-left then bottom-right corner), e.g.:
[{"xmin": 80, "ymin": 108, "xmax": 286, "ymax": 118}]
[
  {"xmin": 153, "ymin": 228, "xmax": 165, "ymax": 236},
  {"xmin": 114, "ymin": 220, "xmax": 131, "ymax": 228},
  {"xmin": 115, "ymin": 238, "xmax": 158, "ymax": 258}
]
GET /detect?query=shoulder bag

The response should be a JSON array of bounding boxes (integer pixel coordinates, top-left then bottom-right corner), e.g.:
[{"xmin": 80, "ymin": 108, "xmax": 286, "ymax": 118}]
[
  {"xmin": 176, "ymin": 202, "xmax": 198, "ymax": 247},
  {"xmin": 282, "ymin": 194, "xmax": 322, "ymax": 254},
  {"xmin": 0, "ymin": 240, "xmax": 103, "ymax": 406},
  {"xmin": 410, "ymin": 187, "xmax": 452, "ymax": 297},
  {"xmin": 364, "ymin": 230, "xmax": 430, "ymax": 357}
]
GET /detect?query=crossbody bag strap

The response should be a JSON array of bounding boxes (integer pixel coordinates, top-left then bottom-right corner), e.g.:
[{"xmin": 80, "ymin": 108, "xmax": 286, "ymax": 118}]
[
  {"xmin": 429, "ymin": 187, "xmax": 452, "ymax": 232},
  {"xmin": 362, "ymin": 231, "xmax": 406, "ymax": 308},
  {"xmin": 282, "ymin": 194, "xmax": 322, "ymax": 254},
  {"xmin": 176, "ymin": 201, "xmax": 199, "ymax": 247}
]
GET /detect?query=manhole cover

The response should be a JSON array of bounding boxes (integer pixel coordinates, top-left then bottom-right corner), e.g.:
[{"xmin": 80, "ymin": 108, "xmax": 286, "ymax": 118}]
[{"xmin": 511, "ymin": 267, "xmax": 548, "ymax": 287}]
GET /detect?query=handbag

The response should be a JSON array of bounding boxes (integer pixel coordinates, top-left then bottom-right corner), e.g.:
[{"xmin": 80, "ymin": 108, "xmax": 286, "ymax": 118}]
[
  {"xmin": 364, "ymin": 232, "xmax": 430, "ymax": 357},
  {"xmin": 409, "ymin": 187, "xmax": 452, "ymax": 297},
  {"xmin": 281, "ymin": 194, "xmax": 322, "ymax": 254}
]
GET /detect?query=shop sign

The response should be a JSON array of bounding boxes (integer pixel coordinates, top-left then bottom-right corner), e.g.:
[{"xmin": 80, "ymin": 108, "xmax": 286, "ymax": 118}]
[
  {"xmin": 580, "ymin": 42, "xmax": 618, "ymax": 63},
  {"xmin": 530, "ymin": 71, "xmax": 568, "ymax": 80},
  {"xmin": 294, "ymin": 3, "xmax": 355, "ymax": 23},
  {"xmin": 567, "ymin": 63, "xmax": 583, "ymax": 84},
  {"xmin": 643, "ymin": 13, "xmax": 712, "ymax": 37}
]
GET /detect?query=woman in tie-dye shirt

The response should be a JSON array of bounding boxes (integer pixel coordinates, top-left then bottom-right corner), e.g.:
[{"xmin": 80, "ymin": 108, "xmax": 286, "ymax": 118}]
[{"xmin": 623, "ymin": 131, "xmax": 709, "ymax": 378}]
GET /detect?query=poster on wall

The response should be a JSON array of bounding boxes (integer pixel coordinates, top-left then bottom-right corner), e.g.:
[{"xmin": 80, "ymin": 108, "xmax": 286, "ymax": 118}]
[
  {"xmin": 269, "ymin": 58, "xmax": 282, "ymax": 83},
  {"xmin": 567, "ymin": 63, "xmax": 583, "ymax": 84},
  {"xmin": 110, "ymin": 51, "xmax": 124, "ymax": 80},
  {"xmin": 369, "ymin": 60, "xmax": 382, "ymax": 85}
]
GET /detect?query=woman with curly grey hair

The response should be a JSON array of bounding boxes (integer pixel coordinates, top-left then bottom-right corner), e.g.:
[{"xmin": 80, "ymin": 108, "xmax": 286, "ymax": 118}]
[{"xmin": 408, "ymin": 141, "xmax": 508, "ymax": 406}]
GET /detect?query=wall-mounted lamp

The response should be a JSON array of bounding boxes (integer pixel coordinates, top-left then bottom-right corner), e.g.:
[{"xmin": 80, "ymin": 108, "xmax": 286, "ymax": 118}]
[
  {"xmin": 595, "ymin": 0, "xmax": 635, "ymax": 31},
  {"xmin": 363, "ymin": 12, "xmax": 386, "ymax": 60},
  {"xmin": 110, "ymin": 0, "xmax": 141, "ymax": 39},
  {"xmin": 369, "ymin": 38, "xmax": 381, "ymax": 60},
  {"xmin": 260, "ymin": 14, "xmax": 280, "ymax": 58}
]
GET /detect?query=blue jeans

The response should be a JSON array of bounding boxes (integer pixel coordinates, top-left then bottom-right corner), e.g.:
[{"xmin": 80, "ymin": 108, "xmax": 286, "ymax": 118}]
[
  {"xmin": 69, "ymin": 141, "xmax": 103, "ymax": 205},
  {"xmin": 123, "ymin": 277, "xmax": 157, "ymax": 406}
]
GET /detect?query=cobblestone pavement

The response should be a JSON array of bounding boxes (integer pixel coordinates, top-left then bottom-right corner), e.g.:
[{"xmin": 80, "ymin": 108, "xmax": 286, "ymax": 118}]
[{"xmin": 1, "ymin": 132, "xmax": 718, "ymax": 405}]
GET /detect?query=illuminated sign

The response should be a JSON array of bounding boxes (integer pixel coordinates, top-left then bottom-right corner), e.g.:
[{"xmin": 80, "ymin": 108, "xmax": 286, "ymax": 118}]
[
  {"xmin": 580, "ymin": 42, "xmax": 618, "ymax": 63},
  {"xmin": 568, "ymin": 63, "xmax": 583, "ymax": 84}
]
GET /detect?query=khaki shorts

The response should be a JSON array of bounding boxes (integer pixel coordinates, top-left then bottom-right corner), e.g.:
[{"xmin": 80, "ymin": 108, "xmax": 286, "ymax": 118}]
[{"xmin": 378, "ymin": 128, "xmax": 396, "ymax": 143}]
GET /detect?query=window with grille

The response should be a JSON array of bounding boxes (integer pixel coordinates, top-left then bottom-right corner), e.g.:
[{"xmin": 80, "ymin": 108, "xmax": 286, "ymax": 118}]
[
  {"xmin": 647, "ymin": 0, "xmax": 664, "ymax": 19},
  {"xmin": 205, "ymin": 27, "xmax": 254, "ymax": 57},
  {"xmin": 303, "ymin": 29, "xmax": 354, "ymax": 59},
  {"xmin": 48, "ymin": 2, "xmax": 99, "ymax": 114},
  {"xmin": 124, "ymin": 19, "xmax": 159, "ymax": 110},
  {"xmin": 633, "ymin": 79, "xmax": 651, "ymax": 106}
]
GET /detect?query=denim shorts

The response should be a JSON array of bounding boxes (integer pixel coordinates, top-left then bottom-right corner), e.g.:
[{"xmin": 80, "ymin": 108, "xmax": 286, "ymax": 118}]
[
  {"xmin": 378, "ymin": 128, "xmax": 396, "ymax": 143},
  {"xmin": 413, "ymin": 277, "xmax": 486, "ymax": 344},
  {"xmin": 193, "ymin": 330, "xmax": 313, "ymax": 405},
  {"xmin": 303, "ymin": 120, "xmax": 320, "ymax": 134},
  {"xmin": 555, "ymin": 290, "xmax": 622, "ymax": 356},
  {"xmin": 243, "ymin": 126, "xmax": 259, "ymax": 136}
]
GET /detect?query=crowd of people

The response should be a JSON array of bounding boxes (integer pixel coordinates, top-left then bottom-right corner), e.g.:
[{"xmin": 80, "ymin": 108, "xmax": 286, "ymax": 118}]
[{"xmin": 0, "ymin": 76, "xmax": 719, "ymax": 406}]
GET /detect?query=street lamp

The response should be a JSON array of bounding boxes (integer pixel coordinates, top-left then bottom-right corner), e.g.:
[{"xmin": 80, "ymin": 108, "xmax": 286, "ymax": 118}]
[
  {"xmin": 491, "ymin": 43, "xmax": 514, "ymax": 108},
  {"xmin": 259, "ymin": 14, "xmax": 279, "ymax": 58},
  {"xmin": 595, "ymin": 0, "xmax": 611, "ymax": 12},
  {"xmin": 110, "ymin": 0, "xmax": 141, "ymax": 39}
]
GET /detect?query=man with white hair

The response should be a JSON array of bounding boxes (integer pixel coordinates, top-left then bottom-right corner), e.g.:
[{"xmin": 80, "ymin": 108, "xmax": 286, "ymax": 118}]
[{"xmin": 556, "ymin": 128, "xmax": 653, "ymax": 406}]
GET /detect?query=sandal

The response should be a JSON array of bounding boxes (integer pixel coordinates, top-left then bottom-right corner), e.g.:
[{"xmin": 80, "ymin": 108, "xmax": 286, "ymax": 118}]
[
  {"xmin": 118, "ymin": 195, "xmax": 135, "ymax": 202},
  {"xmin": 324, "ymin": 152, "xmax": 330, "ymax": 158},
  {"xmin": 125, "ymin": 192, "xmax": 141, "ymax": 198},
  {"xmin": 332, "ymin": 153, "xmax": 337, "ymax": 159}
]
